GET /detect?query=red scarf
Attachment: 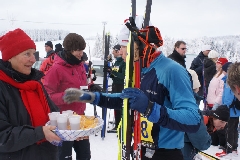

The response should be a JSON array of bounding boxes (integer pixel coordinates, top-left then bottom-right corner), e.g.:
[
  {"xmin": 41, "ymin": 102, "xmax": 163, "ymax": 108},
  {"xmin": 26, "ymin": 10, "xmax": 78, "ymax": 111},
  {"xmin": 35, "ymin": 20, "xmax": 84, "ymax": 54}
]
[{"xmin": 0, "ymin": 70, "xmax": 50, "ymax": 143}]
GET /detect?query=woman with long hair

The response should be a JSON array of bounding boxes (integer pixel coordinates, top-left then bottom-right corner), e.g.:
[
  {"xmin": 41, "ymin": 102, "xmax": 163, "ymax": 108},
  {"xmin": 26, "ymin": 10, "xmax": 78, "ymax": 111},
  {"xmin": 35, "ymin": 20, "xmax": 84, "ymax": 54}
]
[{"xmin": 207, "ymin": 57, "xmax": 228, "ymax": 110}]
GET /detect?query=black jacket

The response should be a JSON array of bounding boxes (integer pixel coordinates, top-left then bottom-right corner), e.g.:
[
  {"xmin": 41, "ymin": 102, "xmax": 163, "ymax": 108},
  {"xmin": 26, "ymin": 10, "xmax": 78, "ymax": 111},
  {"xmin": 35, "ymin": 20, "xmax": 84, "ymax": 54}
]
[
  {"xmin": 204, "ymin": 58, "xmax": 216, "ymax": 91},
  {"xmin": 190, "ymin": 52, "xmax": 208, "ymax": 86},
  {"xmin": 168, "ymin": 50, "xmax": 186, "ymax": 68},
  {"xmin": 111, "ymin": 57, "xmax": 126, "ymax": 85},
  {"xmin": 0, "ymin": 60, "xmax": 59, "ymax": 160}
]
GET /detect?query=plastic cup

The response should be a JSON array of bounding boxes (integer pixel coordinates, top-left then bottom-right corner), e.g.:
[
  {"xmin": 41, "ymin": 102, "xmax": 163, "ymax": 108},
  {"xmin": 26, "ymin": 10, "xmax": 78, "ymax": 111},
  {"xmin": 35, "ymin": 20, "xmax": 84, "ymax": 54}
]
[
  {"xmin": 80, "ymin": 86, "xmax": 88, "ymax": 90},
  {"xmin": 48, "ymin": 113, "xmax": 59, "ymax": 126},
  {"xmin": 57, "ymin": 114, "xmax": 68, "ymax": 130},
  {"xmin": 62, "ymin": 110, "xmax": 74, "ymax": 117},
  {"xmin": 69, "ymin": 115, "xmax": 81, "ymax": 130},
  {"xmin": 51, "ymin": 112, "xmax": 60, "ymax": 115}
]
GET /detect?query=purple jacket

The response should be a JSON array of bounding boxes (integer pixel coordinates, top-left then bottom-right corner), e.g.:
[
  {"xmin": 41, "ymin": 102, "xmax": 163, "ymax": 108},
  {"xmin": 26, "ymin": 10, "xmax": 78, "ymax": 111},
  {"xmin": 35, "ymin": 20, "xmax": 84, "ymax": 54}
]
[{"xmin": 44, "ymin": 54, "xmax": 87, "ymax": 114}]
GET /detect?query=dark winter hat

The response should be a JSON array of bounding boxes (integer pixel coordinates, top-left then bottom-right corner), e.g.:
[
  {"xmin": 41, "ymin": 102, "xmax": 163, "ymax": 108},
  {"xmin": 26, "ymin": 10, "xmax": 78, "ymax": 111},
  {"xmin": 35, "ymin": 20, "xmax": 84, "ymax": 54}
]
[
  {"xmin": 210, "ymin": 105, "xmax": 229, "ymax": 122},
  {"xmin": 222, "ymin": 62, "xmax": 232, "ymax": 73},
  {"xmin": 0, "ymin": 28, "xmax": 36, "ymax": 61},
  {"xmin": 63, "ymin": 33, "xmax": 86, "ymax": 51},
  {"xmin": 82, "ymin": 52, "xmax": 88, "ymax": 61},
  {"xmin": 55, "ymin": 43, "xmax": 63, "ymax": 52},
  {"xmin": 113, "ymin": 44, "xmax": 121, "ymax": 51},
  {"xmin": 45, "ymin": 41, "xmax": 53, "ymax": 49}
]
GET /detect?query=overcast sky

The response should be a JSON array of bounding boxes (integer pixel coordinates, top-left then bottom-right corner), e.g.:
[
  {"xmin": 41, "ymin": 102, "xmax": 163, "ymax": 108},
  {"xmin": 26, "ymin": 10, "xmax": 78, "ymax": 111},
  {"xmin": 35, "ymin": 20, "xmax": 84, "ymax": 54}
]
[{"xmin": 0, "ymin": 0, "xmax": 240, "ymax": 39}]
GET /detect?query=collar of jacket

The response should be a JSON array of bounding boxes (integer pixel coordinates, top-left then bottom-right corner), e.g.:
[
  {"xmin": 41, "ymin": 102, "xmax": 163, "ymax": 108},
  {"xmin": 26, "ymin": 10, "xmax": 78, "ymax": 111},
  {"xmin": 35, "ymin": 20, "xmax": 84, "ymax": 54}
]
[
  {"xmin": 116, "ymin": 57, "xmax": 123, "ymax": 62},
  {"xmin": 45, "ymin": 50, "xmax": 55, "ymax": 58},
  {"xmin": 58, "ymin": 50, "xmax": 82, "ymax": 65}
]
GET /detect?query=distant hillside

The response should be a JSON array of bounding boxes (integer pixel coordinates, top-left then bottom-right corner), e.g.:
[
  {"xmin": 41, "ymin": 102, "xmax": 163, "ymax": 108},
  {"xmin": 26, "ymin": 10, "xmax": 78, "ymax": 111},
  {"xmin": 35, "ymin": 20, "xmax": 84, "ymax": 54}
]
[
  {"xmin": 0, "ymin": 29, "xmax": 69, "ymax": 42},
  {"xmin": 91, "ymin": 34, "xmax": 240, "ymax": 62}
]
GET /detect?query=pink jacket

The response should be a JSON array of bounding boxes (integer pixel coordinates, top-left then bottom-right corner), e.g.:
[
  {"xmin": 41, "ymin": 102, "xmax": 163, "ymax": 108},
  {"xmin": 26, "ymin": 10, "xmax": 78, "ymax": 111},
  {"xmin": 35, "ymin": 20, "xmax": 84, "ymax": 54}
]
[
  {"xmin": 43, "ymin": 54, "xmax": 87, "ymax": 114},
  {"xmin": 206, "ymin": 73, "xmax": 224, "ymax": 105}
]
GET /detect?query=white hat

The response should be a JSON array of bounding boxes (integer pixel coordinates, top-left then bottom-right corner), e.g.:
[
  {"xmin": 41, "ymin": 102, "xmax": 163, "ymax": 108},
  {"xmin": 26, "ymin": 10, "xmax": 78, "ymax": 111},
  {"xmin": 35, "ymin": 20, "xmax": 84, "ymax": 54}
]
[
  {"xmin": 118, "ymin": 15, "xmax": 152, "ymax": 46},
  {"xmin": 208, "ymin": 50, "xmax": 219, "ymax": 58},
  {"xmin": 118, "ymin": 25, "xmax": 129, "ymax": 46},
  {"xmin": 201, "ymin": 45, "xmax": 211, "ymax": 52},
  {"xmin": 187, "ymin": 69, "xmax": 201, "ymax": 90}
]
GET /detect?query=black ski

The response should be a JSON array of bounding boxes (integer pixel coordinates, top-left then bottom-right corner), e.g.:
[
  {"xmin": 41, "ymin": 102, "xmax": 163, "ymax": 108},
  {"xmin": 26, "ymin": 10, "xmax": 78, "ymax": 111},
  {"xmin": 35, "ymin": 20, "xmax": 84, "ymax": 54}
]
[{"xmin": 101, "ymin": 33, "xmax": 110, "ymax": 139}]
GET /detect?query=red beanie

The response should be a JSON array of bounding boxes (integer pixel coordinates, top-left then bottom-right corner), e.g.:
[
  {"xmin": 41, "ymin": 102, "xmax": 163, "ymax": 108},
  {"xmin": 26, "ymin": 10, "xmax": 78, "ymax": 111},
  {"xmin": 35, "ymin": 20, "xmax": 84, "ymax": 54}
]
[
  {"xmin": 216, "ymin": 57, "xmax": 228, "ymax": 66},
  {"xmin": 0, "ymin": 28, "xmax": 36, "ymax": 61}
]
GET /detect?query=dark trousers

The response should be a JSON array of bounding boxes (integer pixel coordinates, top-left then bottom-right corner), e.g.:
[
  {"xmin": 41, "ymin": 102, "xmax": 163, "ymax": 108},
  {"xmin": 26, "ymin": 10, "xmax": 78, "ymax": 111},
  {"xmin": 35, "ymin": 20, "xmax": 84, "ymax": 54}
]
[
  {"xmin": 58, "ymin": 139, "xmax": 91, "ymax": 160},
  {"xmin": 141, "ymin": 146, "xmax": 183, "ymax": 160},
  {"xmin": 210, "ymin": 128, "xmax": 226, "ymax": 147},
  {"xmin": 112, "ymin": 83, "xmax": 124, "ymax": 128},
  {"xmin": 225, "ymin": 117, "xmax": 239, "ymax": 153}
]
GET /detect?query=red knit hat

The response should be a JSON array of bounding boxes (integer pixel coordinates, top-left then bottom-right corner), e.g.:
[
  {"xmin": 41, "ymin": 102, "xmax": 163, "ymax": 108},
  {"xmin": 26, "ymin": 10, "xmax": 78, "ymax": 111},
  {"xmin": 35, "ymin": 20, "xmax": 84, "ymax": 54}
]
[
  {"xmin": 216, "ymin": 57, "xmax": 228, "ymax": 65},
  {"xmin": 0, "ymin": 28, "xmax": 36, "ymax": 61}
]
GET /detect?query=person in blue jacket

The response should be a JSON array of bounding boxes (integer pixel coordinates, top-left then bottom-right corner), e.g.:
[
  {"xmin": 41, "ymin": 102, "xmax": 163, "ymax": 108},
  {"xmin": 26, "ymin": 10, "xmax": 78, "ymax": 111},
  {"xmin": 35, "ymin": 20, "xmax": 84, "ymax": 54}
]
[
  {"xmin": 63, "ymin": 21, "xmax": 201, "ymax": 160},
  {"xmin": 216, "ymin": 62, "xmax": 240, "ymax": 157},
  {"xmin": 181, "ymin": 115, "xmax": 211, "ymax": 160}
]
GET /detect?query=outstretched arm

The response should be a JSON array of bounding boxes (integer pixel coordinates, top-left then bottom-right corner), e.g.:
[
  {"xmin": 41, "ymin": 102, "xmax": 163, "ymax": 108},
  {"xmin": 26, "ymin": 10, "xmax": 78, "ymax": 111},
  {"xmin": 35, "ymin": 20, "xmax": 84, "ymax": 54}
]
[{"xmin": 63, "ymin": 88, "xmax": 123, "ymax": 110}]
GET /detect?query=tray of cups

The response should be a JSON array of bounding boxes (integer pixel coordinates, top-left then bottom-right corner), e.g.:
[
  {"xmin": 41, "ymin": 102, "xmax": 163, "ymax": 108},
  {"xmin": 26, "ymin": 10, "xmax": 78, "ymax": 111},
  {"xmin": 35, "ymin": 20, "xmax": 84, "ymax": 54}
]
[{"xmin": 46, "ymin": 110, "xmax": 104, "ymax": 141}]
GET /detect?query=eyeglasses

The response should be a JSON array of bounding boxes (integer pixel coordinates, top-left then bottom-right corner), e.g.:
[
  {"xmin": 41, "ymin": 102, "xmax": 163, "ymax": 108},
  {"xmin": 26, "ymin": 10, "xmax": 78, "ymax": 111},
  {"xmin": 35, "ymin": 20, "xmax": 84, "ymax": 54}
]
[{"xmin": 180, "ymin": 48, "xmax": 187, "ymax": 50}]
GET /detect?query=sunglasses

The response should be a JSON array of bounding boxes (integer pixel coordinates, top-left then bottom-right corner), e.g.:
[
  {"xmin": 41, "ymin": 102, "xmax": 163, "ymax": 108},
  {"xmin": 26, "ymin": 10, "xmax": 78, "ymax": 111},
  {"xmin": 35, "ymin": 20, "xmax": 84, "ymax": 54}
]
[{"xmin": 180, "ymin": 48, "xmax": 187, "ymax": 50}]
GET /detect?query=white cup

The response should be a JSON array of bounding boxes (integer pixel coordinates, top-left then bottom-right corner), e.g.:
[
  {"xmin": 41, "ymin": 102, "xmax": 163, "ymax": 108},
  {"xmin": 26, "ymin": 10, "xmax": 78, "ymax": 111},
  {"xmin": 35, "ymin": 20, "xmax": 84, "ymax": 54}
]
[
  {"xmin": 62, "ymin": 110, "xmax": 74, "ymax": 117},
  {"xmin": 51, "ymin": 112, "xmax": 60, "ymax": 115},
  {"xmin": 48, "ymin": 113, "xmax": 59, "ymax": 126},
  {"xmin": 69, "ymin": 115, "xmax": 81, "ymax": 130},
  {"xmin": 57, "ymin": 114, "xmax": 68, "ymax": 130},
  {"xmin": 80, "ymin": 86, "xmax": 88, "ymax": 90}
]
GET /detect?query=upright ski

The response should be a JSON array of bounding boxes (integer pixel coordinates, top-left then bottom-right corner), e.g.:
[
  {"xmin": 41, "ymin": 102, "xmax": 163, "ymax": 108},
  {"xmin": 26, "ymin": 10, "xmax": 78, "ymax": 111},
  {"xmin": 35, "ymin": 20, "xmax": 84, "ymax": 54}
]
[{"xmin": 101, "ymin": 33, "xmax": 110, "ymax": 139}]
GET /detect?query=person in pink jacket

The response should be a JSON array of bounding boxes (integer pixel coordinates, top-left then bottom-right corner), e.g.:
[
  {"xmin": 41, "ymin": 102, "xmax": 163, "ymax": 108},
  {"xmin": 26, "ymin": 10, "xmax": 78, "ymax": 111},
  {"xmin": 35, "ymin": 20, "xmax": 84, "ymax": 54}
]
[
  {"xmin": 44, "ymin": 33, "xmax": 90, "ymax": 160},
  {"xmin": 207, "ymin": 57, "xmax": 228, "ymax": 110},
  {"xmin": 206, "ymin": 57, "xmax": 228, "ymax": 150}
]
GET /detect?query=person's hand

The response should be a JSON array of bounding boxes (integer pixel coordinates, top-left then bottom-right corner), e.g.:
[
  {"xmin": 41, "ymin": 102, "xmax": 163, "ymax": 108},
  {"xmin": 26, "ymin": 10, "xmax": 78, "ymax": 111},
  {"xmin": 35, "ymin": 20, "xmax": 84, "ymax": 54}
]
[
  {"xmin": 43, "ymin": 126, "xmax": 61, "ymax": 142},
  {"xmin": 92, "ymin": 69, "xmax": 96, "ymax": 74},
  {"xmin": 103, "ymin": 66, "xmax": 112, "ymax": 74},
  {"xmin": 109, "ymin": 72, "xmax": 116, "ymax": 78},
  {"xmin": 63, "ymin": 88, "xmax": 97, "ymax": 104},
  {"xmin": 120, "ymin": 88, "xmax": 152, "ymax": 115},
  {"xmin": 88, "ymin": 83, "xmax": 103, "ymax": 92},
  {"xmin": 107, "ymin": 54, "xmax": 113, "ymax": 62}
]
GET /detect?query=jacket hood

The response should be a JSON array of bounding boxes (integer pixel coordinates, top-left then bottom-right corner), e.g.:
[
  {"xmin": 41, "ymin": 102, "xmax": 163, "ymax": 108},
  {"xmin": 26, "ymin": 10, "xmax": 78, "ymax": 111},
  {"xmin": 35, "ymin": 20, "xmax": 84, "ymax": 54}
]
[{"xmin": 55, "ymin": 52, "xmax": 73, "ymax": 67}]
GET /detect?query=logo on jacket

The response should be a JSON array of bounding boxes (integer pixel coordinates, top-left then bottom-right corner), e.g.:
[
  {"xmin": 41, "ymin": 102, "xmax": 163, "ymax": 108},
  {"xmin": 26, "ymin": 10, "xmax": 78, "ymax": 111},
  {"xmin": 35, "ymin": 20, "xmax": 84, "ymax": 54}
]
[{"xmin": 146, "ymin": 90, "xmax": 157, "ymax": 95}]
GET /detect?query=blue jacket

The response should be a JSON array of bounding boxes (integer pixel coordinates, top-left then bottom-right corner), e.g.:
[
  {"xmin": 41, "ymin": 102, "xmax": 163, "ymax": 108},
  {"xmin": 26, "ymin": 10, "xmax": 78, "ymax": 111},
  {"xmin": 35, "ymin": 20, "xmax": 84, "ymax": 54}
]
[
  {"xmin": 97, "ymin": 53, "xmax": 201, "ymax": 149},
  {"xmin": 222, "ymin": 75, "xmax": 240, "ymax": 117},
  {"xmin": 181, "ymin": 116, "xmax": 211, "ymax": 160}
]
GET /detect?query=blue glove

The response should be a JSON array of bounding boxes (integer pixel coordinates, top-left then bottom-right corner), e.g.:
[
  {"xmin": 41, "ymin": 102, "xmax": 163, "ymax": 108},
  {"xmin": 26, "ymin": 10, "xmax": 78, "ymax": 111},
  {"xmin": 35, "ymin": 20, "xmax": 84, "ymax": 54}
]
[{"xmin": 120, "ymin": 88, "xmax": 154, "ymax": 117}]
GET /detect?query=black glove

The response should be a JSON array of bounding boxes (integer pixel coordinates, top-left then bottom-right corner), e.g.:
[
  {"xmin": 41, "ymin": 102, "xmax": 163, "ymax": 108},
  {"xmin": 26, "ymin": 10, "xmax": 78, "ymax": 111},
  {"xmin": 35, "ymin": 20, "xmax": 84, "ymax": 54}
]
[
  {"xmin": 103, "ymin": 66, "xmax": 112, "ymax": 74},
  {"xmin": 88, "ymin": 83, "xmax": 103, "ymax": 92},
  {"xmin": 109, "ymin": 74, "xmax": 115, "ymax": 78}
]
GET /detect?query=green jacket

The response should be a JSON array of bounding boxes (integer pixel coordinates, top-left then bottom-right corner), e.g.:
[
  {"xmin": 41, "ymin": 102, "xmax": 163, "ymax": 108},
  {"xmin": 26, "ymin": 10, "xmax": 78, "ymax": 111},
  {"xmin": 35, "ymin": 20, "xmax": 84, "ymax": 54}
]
[{"xmin": 111, "ymin": 57, "xmax": 125, "ymax": 85}]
